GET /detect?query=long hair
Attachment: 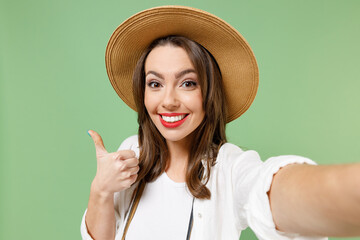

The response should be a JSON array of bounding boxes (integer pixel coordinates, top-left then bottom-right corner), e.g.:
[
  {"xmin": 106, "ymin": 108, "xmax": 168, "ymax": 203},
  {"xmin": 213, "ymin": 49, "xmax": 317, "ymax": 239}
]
[{"xmin": 132, "ymin": 35, "xmax": 227, "ymax": 199}]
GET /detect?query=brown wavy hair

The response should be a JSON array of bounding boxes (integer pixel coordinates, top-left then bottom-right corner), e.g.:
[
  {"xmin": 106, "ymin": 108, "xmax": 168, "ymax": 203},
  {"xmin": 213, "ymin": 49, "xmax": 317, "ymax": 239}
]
[{"xmin": 132, "ymin": 35, "xmax": 227, "ymax": 199}]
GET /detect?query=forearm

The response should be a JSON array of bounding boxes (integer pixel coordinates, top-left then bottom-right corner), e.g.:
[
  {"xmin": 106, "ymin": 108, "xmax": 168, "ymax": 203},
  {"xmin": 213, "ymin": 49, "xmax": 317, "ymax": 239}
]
[
  {"xmin": 269, "ymin": 163, "xmax": 360, "ymax": 237},
  {"xmin": 85, "ymin": 182, "xmax": 116, "ymax": 240}
]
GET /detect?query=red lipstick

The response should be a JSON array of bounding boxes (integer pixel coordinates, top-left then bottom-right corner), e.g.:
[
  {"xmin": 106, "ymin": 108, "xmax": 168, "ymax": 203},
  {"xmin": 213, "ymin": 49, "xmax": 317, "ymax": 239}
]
[{"xmin": 159, "ymin": 113, "xmax": 188, "ymax": 128}]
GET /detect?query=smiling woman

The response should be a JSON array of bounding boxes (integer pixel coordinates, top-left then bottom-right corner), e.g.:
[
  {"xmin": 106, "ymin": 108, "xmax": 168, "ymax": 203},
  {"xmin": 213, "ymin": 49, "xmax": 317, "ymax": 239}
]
[
  {"xmin": 132, "ymin": 35, "xmax": 227, "ymax": 199},
  {"xmin": 144, "ymin": 45, "xmax": 205, "ymax": 143},
  {"xmin": 81, "ymin": 5, "xmax": 360, "ymax": 240}
]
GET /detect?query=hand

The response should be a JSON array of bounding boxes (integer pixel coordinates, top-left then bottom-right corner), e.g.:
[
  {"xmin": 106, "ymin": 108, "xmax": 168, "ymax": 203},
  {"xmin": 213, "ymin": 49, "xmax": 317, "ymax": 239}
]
[{"xmin": 88, "ymin": 130, "xmax": 139, "ymax": 196}]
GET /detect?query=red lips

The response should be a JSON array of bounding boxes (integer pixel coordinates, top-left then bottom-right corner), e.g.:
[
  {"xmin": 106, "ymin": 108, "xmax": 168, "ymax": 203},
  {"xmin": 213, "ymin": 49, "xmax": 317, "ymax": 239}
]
[{"xmin": 159, "ymin": 113, "xmax": 189, "ymax": 128}]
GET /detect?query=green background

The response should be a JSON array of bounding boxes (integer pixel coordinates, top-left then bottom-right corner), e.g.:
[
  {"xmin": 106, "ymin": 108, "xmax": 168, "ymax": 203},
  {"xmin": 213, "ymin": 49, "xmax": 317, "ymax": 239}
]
[{"xmin": 1, "ymin": 0, "xmax": 359, "ymax": 239}]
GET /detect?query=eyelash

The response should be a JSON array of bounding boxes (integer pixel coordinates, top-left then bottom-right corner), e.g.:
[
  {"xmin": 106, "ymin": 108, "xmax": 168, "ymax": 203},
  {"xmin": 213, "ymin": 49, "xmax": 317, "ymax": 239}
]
[
  {"xmin": 146, "ymin": 80, "xmax": 197, "ymax": 88},
  {"xmin": 147, "ymin": 81, "xmax": 161, "ymax": 88},
  {"xmin": 180, "ymin": 80, "xmax": 197, "ymax": 88}
]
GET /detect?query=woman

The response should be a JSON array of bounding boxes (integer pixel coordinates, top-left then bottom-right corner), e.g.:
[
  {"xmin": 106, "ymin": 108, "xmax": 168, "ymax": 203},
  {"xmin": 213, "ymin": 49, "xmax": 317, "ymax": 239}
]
[{"xmin": 81, "ymin": 6, "xmax": 360, "ymax": 240}]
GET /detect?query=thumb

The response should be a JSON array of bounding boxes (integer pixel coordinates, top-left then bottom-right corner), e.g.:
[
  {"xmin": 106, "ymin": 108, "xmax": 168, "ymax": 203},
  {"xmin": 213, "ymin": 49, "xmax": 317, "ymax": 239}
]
[{"xmin": 88, "ymin": 130, "xmax": 107, "ymax": 155}]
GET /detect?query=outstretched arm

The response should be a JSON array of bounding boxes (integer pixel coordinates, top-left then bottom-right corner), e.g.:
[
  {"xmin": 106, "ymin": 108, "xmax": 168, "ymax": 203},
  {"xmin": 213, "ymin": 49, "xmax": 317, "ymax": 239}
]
[{"xmin": 268, "ymin": 163, "xmax": 360, "ymax": 237}]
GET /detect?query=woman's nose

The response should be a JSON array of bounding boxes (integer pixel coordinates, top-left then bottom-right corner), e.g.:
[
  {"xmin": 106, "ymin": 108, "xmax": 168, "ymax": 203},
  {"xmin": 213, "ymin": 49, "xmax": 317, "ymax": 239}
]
[{"xmin": 161, "ymin": 87, "xmax": 180, "ymax": 110}]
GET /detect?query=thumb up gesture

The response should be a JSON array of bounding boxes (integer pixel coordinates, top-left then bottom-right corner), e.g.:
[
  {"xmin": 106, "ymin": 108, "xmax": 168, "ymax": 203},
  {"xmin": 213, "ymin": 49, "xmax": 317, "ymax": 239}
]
[{"xmin": 88, "ymin": 130, "xmax": 139, "ymax": 195}]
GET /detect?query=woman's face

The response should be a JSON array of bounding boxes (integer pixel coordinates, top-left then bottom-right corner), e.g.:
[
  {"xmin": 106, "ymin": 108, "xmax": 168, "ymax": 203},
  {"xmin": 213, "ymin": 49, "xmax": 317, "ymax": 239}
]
[{"xmin": 144, "ymin": 45, "xmax": 205, "ymax": 144}]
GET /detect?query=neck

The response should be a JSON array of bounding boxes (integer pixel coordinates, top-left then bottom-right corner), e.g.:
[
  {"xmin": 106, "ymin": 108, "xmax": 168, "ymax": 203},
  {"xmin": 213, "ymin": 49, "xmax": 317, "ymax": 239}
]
[{"xmin": 165, "ymin": 137, "xmax": 193, "ymax": 183}]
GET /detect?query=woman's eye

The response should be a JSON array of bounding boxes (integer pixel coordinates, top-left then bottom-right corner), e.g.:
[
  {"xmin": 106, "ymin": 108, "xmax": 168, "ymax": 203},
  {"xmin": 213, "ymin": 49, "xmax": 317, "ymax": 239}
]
[
  {"xmin": 147, "ymin": 81, "xmax": 161, "ymax": 88},
  {"xmin": 181, "ymin": 80, "xmax": 197, "ymax": 88}
]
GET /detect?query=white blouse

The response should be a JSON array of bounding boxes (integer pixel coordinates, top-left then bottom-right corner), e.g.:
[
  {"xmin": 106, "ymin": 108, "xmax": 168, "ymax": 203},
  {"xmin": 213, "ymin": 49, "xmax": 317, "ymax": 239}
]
[
  {"xmin": 126, "ymin": 171, "xmax": 194, "ymax": 240},
  {"xmin": 81, "ymin": 135, "xmax": 328, "ymax": 240}
]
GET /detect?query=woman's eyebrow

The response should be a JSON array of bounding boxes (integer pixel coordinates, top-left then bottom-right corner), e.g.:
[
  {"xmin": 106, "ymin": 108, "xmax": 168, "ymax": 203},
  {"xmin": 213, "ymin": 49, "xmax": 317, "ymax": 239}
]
[
  {"xmin": 146, "ymin": 71, "xmax": 163, "ymax": 79},
  {"xmin": 175, "ymin": 69, "xmax": 196, "ymax": 79},
  {"xmin": 145, "ymin": 69, "xmax": 196, "ymax": 79}
]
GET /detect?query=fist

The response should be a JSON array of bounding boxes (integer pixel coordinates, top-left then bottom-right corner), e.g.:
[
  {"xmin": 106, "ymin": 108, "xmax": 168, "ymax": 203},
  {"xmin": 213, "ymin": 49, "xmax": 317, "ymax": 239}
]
[{"xmin": 88, "ymin": 130, "xmax": 139, "ymax": 195}]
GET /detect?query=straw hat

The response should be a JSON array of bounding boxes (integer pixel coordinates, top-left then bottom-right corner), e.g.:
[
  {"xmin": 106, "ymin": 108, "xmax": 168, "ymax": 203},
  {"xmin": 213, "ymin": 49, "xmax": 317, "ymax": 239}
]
[{"xmin": 105, "ymin": 5, "xmax": 259, "ymax": 122}]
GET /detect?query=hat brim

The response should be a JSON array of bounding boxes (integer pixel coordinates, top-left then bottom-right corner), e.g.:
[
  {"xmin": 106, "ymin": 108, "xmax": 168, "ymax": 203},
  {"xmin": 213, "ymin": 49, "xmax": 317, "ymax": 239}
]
[{"xmin": 106, "ymin": 5, "xmax": 259, "ymax": 122}]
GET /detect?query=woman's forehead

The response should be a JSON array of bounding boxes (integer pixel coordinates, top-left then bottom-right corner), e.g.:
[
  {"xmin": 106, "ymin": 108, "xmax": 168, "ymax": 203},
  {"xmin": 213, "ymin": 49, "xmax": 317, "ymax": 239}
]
[{"xmin": 144, "ymin": 45, "xmax": 195, "ymax": 74}]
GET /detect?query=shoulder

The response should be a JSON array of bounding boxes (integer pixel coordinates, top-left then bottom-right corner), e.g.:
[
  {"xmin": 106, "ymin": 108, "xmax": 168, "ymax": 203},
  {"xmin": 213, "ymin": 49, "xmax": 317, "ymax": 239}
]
[
  {"xmin": 218, "ymin": 142, "xmax": 244, "ymax": 156},
  {"xmin": 213, "ymin": 143, "xmax": 264, "ymax": 180},
  {"xmin": 217, "ymin": 143, "xmax": 261, "ymax": 166},
  {"xmin": 118, "ymin": 135, "xmax": 138, "ymax": 148}
]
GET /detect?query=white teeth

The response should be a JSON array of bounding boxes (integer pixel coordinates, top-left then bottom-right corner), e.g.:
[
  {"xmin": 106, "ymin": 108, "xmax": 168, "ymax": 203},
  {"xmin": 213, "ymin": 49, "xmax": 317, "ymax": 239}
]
[{"xmin": 161, "ymin": 114, "xmax": 186, "ymax": 123}]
